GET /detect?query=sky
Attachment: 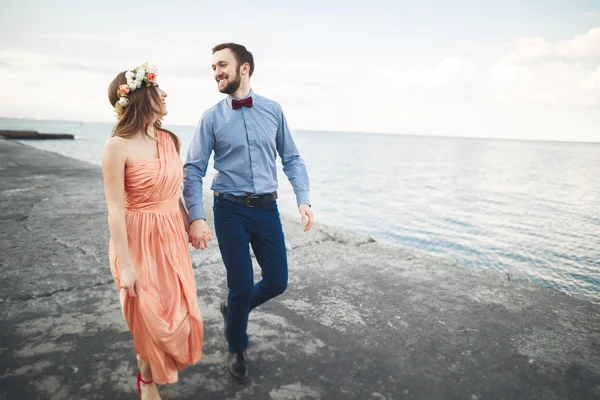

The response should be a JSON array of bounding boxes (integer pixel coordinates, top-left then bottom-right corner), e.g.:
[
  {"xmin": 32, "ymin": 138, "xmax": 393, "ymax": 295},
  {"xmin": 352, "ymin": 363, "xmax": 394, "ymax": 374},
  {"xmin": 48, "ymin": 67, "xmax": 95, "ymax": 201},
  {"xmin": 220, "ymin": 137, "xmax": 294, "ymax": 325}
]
[{"xmin": 0, "ymin": 0, "xmax": 599, "ymax": 142}]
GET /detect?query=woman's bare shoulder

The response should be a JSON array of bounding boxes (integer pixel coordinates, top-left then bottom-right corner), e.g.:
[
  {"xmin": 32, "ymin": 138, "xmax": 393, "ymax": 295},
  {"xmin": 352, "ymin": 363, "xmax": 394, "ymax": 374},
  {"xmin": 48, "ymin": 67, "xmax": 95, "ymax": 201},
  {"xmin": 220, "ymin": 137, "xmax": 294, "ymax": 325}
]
[{"xmin": 103, "ymin": 135, "xmax": 129, "ymax": 159}]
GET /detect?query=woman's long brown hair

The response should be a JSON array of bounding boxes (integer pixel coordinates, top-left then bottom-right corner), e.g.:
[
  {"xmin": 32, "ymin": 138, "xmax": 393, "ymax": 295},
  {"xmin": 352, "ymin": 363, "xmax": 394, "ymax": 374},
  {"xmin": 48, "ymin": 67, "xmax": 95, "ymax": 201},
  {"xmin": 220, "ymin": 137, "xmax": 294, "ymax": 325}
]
[{"xmin": 108, "ymin": 71, "xmax": 180, "ymax": 154}]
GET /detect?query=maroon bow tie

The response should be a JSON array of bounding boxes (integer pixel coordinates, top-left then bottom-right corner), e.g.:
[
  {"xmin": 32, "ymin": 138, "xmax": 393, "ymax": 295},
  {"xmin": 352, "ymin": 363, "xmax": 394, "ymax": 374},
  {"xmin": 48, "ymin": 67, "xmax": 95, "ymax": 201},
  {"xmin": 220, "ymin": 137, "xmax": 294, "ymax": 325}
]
[{"xmin": 232, "ymin": 97, "xmax": 253, "ymax": 110}]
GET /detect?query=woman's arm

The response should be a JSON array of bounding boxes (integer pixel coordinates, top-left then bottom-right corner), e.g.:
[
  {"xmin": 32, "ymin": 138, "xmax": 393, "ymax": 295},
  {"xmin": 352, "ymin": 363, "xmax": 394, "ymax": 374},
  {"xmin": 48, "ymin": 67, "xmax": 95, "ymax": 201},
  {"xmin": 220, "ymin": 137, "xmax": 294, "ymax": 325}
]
[{"xmin": 101, "ymin": 137, "xmax": 138, "ymax": 297}]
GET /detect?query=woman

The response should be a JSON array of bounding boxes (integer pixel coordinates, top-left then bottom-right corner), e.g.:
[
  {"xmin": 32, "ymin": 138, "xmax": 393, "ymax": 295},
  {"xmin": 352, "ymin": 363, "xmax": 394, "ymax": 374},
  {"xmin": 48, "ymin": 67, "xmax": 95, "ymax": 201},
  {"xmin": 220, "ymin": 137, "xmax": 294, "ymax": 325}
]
[{"xmin": 102, "ymin": 63, "xmax": 205, "ymax": 399}]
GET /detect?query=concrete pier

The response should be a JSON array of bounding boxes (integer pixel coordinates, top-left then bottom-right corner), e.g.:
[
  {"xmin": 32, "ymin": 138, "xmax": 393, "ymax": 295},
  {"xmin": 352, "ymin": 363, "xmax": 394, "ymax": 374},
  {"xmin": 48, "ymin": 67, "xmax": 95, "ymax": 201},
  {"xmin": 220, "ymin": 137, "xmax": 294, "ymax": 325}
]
[
  {"xmin": 0, "ymin": 130, "xmax": 74, "ymax": 140},
  {"xmin": 0, "ymin": 139, "xmax": 599, "ymax": 399}
]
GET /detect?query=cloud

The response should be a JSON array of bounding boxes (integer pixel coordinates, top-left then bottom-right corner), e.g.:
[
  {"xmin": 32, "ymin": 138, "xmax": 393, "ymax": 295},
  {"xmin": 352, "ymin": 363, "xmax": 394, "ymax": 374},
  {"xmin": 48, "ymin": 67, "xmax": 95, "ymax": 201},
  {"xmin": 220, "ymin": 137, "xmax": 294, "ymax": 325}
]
[
  {"xmin": 376, "ymin": 27, "xmax": 600, "ymax": 109},
  {"xmin": 37, "ymin": 32, "xmax": 174, "ymax": 52},
  {"xmin": 490, "ymin": 28, "xmax": 600, "ymax": 107},
  {"xmin": 39, "ymin": 33, "xmax": 114, "ymax": 43},
  {"xmin": 490, "ymin": 62, "xmax": 600, "ymax": 107},
  {"xmin": 503, "ymin": 28, "xmax": 600, "ymax": 64},
  {"xmin": 583, "ymin": 12, "xmax": 597, "ymax": 17},
  {"xmin": 0, "ymin": 50, "xmax": 48, "ymax": 70},
  {"xmin": 56, "ymin": 61, "xmax": 119, "ymax": 75},
  {"xmin": 0, "ymin": 50, "xmax": 122, "ymax": 76},
  {"xmin": 280, "ymin": 77, "xmax": 350, "ymax": 89},
  {"xmin": 0, "ymin": 59, "xmax": 17, "ymax": 68},
  {"xmin": 164, "ymin": 64, "xmax": 213, "ymax": 78}
]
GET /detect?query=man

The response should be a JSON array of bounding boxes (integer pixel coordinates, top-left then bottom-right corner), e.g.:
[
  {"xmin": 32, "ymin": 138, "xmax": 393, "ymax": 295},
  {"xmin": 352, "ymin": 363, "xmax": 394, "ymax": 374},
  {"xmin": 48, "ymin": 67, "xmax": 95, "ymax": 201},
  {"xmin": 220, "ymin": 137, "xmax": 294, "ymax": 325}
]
[{"xmin": 183, "ymin": 43, "xmax": 314, "ymax": 383}]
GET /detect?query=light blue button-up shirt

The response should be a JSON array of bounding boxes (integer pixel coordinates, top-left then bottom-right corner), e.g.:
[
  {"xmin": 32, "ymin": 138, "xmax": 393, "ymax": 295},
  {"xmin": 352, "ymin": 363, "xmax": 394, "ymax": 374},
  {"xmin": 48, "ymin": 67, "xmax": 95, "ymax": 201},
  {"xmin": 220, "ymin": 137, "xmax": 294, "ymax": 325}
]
[{"xmin": 183, "ymin": 89, "xmax": 310, "ymax": 222}]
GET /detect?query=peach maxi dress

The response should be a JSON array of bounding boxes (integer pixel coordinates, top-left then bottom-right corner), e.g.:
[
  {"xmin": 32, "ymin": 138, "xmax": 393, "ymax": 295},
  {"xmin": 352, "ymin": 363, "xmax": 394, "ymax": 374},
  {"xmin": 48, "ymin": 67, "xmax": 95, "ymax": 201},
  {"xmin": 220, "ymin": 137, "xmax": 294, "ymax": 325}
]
[{"xmin": 108, "ymin": 129, "xmax": 203, "ymax": 384}]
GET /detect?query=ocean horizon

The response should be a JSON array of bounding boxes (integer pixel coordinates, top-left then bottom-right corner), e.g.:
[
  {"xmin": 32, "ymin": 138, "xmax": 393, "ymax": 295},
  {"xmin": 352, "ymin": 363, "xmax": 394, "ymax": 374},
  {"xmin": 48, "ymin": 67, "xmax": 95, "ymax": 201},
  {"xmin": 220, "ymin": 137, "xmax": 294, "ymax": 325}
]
[{"xmin": 2, "ymin": 116, "xmax": 600, "ymax": 145}]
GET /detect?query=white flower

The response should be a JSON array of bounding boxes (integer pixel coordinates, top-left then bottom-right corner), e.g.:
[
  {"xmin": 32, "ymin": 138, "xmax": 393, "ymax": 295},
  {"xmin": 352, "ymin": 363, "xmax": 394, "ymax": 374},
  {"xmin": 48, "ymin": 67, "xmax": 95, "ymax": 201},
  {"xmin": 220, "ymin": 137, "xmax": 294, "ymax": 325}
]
[
  {"xmin": 125, "ymin": 71, "xmax": 135, "ymax": 79},
  {"xmin": 128, "ymin": 82, "xmax": 136, "ymax": 90},
  {"xmin": 135, "ymin": 79, "xmax": 142, "ymax": 88},
  {"xmin": 118, "ymin": 97, "xmax": 129, "ymax": 106},
  {"xmin": 135, "ymin": 68, "xmax": 145, "ymax": 79},
  {"xmin": 147, "ymin": 64, "xmax": 158, "ymax": 74}
]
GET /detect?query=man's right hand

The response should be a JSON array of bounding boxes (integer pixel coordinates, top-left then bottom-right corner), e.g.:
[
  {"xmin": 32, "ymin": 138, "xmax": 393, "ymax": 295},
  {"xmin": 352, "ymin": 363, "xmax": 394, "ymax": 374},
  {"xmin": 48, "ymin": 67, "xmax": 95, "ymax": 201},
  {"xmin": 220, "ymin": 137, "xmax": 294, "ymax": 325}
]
[{"xmin": 189, "ymin": 219, "xmax": 214, "ymax": 250}]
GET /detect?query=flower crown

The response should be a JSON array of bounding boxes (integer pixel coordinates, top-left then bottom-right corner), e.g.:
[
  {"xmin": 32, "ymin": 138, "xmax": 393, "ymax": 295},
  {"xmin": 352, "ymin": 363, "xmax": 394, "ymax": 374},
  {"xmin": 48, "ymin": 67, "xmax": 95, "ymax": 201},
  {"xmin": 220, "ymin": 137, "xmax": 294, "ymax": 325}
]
[{"xmin": 114, "ymin": 62, "xmax": 158, "ymax": 117}]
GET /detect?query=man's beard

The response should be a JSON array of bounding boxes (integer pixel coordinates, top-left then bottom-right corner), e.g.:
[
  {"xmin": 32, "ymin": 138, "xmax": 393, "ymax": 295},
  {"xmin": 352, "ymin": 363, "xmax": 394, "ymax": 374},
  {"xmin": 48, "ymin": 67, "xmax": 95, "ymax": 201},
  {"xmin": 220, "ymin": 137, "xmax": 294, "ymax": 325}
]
[{"xmin": 219, "ymin": 72, "xmax": 242, "ymax": 95}]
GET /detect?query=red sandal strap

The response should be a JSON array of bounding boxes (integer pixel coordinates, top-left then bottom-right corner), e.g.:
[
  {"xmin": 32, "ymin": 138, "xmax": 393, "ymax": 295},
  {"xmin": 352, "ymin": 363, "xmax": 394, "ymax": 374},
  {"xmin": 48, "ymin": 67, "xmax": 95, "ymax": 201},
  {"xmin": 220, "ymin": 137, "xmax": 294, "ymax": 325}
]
[{"xmin": 137, "ymin": 372, "xmax": 153, "ymax": 385}]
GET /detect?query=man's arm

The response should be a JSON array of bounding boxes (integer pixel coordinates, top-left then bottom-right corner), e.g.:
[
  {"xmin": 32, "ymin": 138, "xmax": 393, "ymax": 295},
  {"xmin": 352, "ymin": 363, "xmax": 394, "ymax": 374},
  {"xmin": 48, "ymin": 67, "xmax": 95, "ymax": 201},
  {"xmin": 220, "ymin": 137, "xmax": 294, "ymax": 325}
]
[
  {"xmin": 183, "ymin": 112, "xmax": 214, "ymax": 222},
  {"xmin": 275, "ymin": 108, "xmax": 310, "ymax": 206},
  {"xmin": 183, "ymin": 112, "xmax": 216, "ymax": 248},
  {"xmin": 275, "ymin": 107, "xmax": 314, "ymax": 231}
]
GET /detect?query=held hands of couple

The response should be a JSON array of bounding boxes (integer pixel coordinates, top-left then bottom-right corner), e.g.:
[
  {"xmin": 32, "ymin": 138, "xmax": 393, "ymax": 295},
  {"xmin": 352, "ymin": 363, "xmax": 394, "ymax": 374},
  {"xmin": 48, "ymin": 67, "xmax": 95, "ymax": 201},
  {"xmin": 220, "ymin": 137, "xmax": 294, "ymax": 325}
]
[
  {"xmin": 299, "ymin": 204, "xmax": 314, "ymax": 232},
  {"xmin": 189, "ymin": 218, "xmax": 214, "ymax": 250}
]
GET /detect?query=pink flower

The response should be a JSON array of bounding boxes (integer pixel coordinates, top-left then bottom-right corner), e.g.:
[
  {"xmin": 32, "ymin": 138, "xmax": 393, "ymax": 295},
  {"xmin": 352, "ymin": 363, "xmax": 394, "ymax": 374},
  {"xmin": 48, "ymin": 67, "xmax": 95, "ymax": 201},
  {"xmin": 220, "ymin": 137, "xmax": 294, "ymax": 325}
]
[
  {"xmin": 119, "ymin": 84, "xmax": 130, "ymax": 95},
  {"xmin": 147, "ymin": 72, "xmax": 157, "ymax": 83}
]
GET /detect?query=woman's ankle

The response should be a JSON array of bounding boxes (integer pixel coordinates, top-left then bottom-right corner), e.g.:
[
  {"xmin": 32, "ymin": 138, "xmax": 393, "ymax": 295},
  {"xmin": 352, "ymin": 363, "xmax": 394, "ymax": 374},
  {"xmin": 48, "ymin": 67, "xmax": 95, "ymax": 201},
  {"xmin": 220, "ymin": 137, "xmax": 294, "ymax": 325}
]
[{"xmin": 137, "ymin": 358, "xmax": 153, "ymax": 382}]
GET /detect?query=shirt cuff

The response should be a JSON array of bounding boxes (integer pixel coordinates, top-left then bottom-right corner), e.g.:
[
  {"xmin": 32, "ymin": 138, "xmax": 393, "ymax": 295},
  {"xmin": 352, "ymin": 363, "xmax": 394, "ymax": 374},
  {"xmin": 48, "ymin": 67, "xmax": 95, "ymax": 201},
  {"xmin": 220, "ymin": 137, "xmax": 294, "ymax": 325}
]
[
  {"xmin": 188, "ymin": 203, "xmax": 206, "ymax": 222},
  {"xmin": 296, "ymin": 191, "xmax": 310, "ymax": 207}
]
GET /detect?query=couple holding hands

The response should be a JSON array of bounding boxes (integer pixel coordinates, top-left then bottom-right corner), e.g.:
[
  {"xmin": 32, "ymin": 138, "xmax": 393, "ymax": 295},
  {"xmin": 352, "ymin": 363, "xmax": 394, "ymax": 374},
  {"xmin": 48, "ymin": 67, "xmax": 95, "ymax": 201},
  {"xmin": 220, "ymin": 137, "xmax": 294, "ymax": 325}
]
[{"xmin": 102, "ymin": 42, "xmax": 313, "ymax": 398}]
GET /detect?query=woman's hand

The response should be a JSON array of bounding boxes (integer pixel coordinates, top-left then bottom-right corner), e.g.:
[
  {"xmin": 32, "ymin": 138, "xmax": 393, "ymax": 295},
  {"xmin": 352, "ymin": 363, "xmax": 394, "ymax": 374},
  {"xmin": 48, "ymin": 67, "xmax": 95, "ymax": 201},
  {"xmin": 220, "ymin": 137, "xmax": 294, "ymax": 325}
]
[{"xmin": 120, "ymin": 264, "xmax": 139, "ymax": 297}]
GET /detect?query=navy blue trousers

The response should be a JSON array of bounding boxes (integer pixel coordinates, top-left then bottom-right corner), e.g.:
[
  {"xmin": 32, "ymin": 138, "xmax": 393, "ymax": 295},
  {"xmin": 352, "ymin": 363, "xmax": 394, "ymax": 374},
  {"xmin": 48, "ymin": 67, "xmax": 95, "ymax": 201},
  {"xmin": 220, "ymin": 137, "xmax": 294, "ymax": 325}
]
[{"xmin": 213, "ymin": 196, "xmax": 288, "ymax": 352}]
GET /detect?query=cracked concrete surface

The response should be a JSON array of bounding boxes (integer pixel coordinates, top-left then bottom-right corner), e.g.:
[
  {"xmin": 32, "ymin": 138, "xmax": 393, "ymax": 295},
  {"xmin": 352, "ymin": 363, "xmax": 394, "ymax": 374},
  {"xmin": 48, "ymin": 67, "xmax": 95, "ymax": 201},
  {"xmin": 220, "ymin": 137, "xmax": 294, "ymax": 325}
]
[{"xmin": 1, "ymin": 140, "xmax": 600, "ymax": 400}]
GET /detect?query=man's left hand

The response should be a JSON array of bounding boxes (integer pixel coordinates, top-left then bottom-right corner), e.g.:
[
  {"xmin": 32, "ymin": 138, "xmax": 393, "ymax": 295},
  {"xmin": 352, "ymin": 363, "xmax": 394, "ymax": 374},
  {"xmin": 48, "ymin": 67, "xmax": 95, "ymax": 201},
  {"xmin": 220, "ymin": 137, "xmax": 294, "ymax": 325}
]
[{"xmin": 299, "ymin": 204, "xmax": 314, "ymax": 232}]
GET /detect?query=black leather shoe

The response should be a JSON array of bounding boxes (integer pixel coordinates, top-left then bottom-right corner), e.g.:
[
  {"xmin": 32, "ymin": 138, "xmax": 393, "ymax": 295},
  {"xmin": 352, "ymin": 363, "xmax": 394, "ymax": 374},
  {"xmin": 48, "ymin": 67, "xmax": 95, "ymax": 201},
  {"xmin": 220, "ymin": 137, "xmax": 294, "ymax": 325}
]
[
  {"xmin": 228, "ymin": 351, "xmax": 249, "ymax": 383},
  {"xmin": 220, "ymin": 301, "xmax": 227, "ymax": 340}
]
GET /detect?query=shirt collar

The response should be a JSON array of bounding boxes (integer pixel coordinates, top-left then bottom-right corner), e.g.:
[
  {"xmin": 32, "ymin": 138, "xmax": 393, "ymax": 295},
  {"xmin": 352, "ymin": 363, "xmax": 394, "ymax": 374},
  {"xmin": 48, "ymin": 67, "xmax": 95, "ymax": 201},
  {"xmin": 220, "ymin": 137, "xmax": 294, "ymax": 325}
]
[{"xmin": 226, "ymin": 88, "xmax": 255, "ymax": 110}]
